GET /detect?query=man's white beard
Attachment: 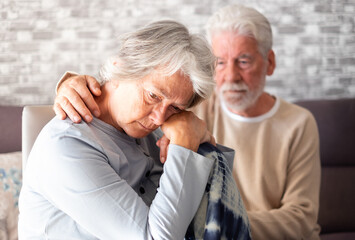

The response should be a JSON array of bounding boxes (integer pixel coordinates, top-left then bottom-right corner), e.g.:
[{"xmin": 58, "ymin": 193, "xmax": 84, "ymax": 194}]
[{"xmin": 219, "ymin": 82, "xmax": 264, "ymax": 113}]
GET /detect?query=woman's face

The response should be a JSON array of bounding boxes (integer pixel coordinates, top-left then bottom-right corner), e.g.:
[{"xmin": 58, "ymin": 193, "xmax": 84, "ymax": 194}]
[{"xmin": 107, "ymin": 71, "xmax": 194, "ymax": 138}]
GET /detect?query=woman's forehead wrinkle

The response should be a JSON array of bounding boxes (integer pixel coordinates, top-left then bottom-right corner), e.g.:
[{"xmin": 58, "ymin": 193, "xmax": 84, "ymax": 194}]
[{"xmin": 159, "ymin": 85, "xmax": 192, "ymax": 107}]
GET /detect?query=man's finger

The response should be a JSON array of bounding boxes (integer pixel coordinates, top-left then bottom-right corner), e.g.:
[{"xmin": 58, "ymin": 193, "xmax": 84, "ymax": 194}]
[
  {"xmin": 53, "ymin": 102, "xmax": 67, "ymax": 120},
  {"xmin": 85, "ymin": 75, "xmax": 101, "ymax": 96},
  {"xmin": 84, "ymin": 75, "xmax": 101, "ymax": 117},
  {"xmin": 59, "ymin": 94, "xmax": 85, "ymax": 123},
  {"xmin": 62, "ymin": 86, "xmax": 95, "ymax": 122},
  {"xmin": 65, "ymin": 77, "xmax": 99, "ymax": 119}
]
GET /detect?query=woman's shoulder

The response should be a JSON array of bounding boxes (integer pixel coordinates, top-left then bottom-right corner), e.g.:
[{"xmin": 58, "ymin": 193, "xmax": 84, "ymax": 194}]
[
  {"xmin": 44, "ymin": 117, "xmax": 93, "ymax": 139},
  {"xmin": 36, "ymin": 117, "xmax": 110, "ymax": 155}
]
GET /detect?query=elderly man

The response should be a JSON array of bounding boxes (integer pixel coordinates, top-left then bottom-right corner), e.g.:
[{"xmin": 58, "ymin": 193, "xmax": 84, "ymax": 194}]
[{"xmin": 54, "ymin": 4, "xmax": 321, "ymax": 239}]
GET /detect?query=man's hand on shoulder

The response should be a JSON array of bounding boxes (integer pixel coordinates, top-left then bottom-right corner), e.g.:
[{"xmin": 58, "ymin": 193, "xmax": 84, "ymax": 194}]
[{"xmin": 54, "ymin": 74, "xmax": 101, "ymax": 123}]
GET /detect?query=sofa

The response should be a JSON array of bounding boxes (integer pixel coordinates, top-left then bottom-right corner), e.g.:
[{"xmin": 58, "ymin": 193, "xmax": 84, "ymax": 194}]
[
  {"xmin": 0, "ymin": 97, "xmax": 354, "ymax": 239},
  {"xmin": 296, "ymin": 98, "xmax": 355, "ymax": 240}
]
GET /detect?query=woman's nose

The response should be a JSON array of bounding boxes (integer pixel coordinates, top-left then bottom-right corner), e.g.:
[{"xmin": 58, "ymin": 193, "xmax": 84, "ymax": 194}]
[{"xmin": 150, "ymin": 105, "xmax": 168, "ymax": 126}]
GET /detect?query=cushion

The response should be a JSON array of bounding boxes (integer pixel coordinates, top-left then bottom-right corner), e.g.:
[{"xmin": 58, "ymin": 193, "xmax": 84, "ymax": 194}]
[
  {"xmin": 321, "ymin": 232, "xmax": 355, "ymax": 240},
  {"xmin": 0, "ymin": 151, "xmax": 22, "ymax": 240},
  {"xmin": 0, "ymin": 190, "xmax": 18, "ymax": 240},
  {"xmin": 318, "ymin": 167, "xmax": 355, "ymax": 233},
  {"xmin": 0, "ymin": 106, "xmax": 23, "ymax": 153}
]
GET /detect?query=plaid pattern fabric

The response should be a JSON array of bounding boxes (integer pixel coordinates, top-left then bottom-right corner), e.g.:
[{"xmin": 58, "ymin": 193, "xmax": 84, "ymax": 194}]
[{"xmin": 186, "ymin": 143, "xmax": 252, "ymax": 240}]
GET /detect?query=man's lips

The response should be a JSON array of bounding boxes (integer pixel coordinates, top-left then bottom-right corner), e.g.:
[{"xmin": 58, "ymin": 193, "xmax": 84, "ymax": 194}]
[
  {"xmin": 224, "ymin": 89, "xmax": 247, "ymax": 93},
  {"xmin": 223, "ymin": 89, "xmax": 247, "ymax": 96}
]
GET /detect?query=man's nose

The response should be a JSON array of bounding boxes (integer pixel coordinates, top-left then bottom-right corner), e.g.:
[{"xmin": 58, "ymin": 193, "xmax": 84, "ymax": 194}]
[{"xmin": 225, "ymin": 63, "xmax": 241, "ymax": 83}]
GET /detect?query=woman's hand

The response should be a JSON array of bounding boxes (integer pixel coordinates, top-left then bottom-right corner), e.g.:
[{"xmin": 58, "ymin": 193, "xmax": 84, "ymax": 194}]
[
  {"xmin": 156, "ymin": 135, "xmax": 170, "ymax": 163},
  {"xmin": 158, "ymin": 111, "xmax": 215, "ymax": 163},
  {"xmin": 54, "ymin": 75, "xmax": 101, "ymax": 123}
]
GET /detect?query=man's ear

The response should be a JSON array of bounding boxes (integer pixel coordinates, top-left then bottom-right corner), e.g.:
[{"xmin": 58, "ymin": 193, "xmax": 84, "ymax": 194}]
[{"xmin": 266, "ymin": 50, "xmax": 276, "ymax": 76}]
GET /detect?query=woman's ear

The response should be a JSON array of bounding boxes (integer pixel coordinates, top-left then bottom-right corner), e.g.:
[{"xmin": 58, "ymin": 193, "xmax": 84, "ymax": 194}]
[
  {"xmin": 110, "ymin": 60, "xmax": 120, "ymax": 88},
  {"xmin": 110, "ymin": 80, "xmax": 119, "ymax": 88},
  {"xmin": 266, "ymin": 50, "xmax": 276, "ymax": 76}
]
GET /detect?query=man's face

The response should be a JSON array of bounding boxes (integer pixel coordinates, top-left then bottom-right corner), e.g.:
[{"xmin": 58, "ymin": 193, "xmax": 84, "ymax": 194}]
[
  {"xmin": 108, "ymin": 71, "xmax": 194, "ymax": 138},
  {"xmin": 212, "ymin": 32, "xmax": 274, "ymax": 113}
]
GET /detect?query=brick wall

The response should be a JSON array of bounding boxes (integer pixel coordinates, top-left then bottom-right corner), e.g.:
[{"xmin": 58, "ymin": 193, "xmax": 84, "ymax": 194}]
[{"xmin": 1, "ymin": 0, "xmax": 354, "ymax": 106}]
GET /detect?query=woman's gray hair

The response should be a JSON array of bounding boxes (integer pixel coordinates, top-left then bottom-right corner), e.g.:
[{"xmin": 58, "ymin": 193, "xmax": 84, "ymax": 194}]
[
  {"xmin": 99, "ymin": 20, "xmax": 215, "ymax": 107},
  {"xmin": 205, "ymin": 4, "xmax": 273, "ymax": 58}
]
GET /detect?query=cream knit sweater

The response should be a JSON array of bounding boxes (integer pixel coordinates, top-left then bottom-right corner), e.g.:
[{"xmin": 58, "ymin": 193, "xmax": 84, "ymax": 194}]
[{"xmin": 194, "ymin": 92, "xmax": 321, "ymax": 240}]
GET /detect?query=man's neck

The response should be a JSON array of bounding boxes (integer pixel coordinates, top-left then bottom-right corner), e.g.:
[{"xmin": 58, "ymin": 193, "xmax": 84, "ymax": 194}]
[{"xmin": 228, "ymin": 92, "xmax": 276, "ymax": 117}]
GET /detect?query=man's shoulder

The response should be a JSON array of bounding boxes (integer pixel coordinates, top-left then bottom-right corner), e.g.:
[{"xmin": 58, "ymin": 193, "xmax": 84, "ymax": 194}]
[
  {"xmin": 192, "ymin": 92, "xmax": 218, "ymax": 119},
  {"xmin": 199, "ymin": 92, "xmax": 218, "ymax": 108},
  {"xmin": 277, "ymin": 98, "xmax": 317, "ymax": 128},
  {"xmin": 279, "ymin": 98, "xmax": 314, "ymax": 117}
]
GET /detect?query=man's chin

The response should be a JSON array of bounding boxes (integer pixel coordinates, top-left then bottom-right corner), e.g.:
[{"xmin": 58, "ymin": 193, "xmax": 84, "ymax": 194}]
[
  {"xmin": 221, "ymin": 89, "xmax": 264, "ymax": 113},
  {"xmin": 222, "ymin": 96, "xmax": 251, "ymax": 112},
  {"xmin": 223, "ymin": 96, "xmax": 243, "ymax": 107}
]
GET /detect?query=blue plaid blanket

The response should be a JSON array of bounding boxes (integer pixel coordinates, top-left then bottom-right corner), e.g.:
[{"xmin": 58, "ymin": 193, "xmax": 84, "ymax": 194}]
[{"xmin": 185, "ymin": 143, "xmax": 252, "ymax": 240}]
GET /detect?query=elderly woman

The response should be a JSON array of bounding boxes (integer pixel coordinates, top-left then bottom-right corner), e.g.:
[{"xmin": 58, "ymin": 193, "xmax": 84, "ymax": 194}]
[{"xmin": 18, "ymin": 20, "xmax": 238, "ymax": 239}]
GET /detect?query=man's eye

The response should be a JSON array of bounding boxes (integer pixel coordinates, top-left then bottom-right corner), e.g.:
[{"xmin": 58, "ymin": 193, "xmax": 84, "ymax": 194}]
[{"xmin": 238, "ymin": 59, "xmax": 251, "ymax": 69}]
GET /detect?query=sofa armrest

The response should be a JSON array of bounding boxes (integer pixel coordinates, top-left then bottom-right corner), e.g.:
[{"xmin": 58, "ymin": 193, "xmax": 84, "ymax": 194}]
[{"xmin": 22, "ymin": 105, "xmax": 55, "ymax": 173}]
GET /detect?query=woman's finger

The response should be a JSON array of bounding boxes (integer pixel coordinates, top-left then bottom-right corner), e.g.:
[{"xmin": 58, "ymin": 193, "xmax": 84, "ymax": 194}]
[{"xmin": 158, "ymin": 135, "xmax": 170, "ymax": 163}]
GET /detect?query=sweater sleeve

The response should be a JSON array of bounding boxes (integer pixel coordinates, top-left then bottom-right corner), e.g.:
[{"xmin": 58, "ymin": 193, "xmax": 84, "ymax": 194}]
[
  {"xmin": 149, "ymin": 144, "xmax": 214, "ymax": 239},
  {"xmin": 248, "ymin": 112, "xmax": 321, "ymax": 240},
  {"xmin": 55, "ymin": 71, "xmax": 79, "ymax": 94}
]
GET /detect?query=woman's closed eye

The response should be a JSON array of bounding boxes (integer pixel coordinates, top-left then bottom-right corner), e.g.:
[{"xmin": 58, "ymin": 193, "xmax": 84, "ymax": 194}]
[
  {"xmin": 148, "ymin": 92, "xmax": 160, "ymax": 102},
  {"xmin": 169, "ymin": 105, "xmax": 183, "ymax": 113},
  {"xmin": 147, "ymin": 91, "xmax": 182, "ymax": 113}
]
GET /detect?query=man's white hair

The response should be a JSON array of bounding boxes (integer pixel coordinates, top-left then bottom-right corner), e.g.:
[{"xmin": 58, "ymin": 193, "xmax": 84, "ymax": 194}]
[
  {"xmin": 205, "ymin": 4, "xmax": 273, "ymax": 58},
  {"xmin": 99, "ymin": 20, "xmax": 215, "ymax": 107}
]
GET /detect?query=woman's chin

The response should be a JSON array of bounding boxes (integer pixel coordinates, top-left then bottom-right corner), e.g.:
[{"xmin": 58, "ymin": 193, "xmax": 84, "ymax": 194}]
[{"xmin": 124, "ymin": 128, "xmax": 153, "ymax": 139}]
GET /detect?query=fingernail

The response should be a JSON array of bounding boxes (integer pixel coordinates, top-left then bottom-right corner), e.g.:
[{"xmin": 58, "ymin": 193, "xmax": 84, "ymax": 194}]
[
  {"xmin": 161, "ymin": 157, "xmax": 165, "ymax": 163},
  {"xmin": 85, "ymin": 115, "xmax": 92, "ymax": 122},
  {"xmin": 74, "ymin": 116, "xmax": 80, "ymax": 122},
  {"xmin": 94, "ymin": 110, "xmax": 100, "ymax": 117}
]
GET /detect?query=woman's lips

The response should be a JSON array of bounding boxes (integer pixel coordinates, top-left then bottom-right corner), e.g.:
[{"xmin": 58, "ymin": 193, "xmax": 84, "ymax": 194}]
[{"xmin": 138, "ymin": 122, "xmax": 156, "ymax": 131}]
